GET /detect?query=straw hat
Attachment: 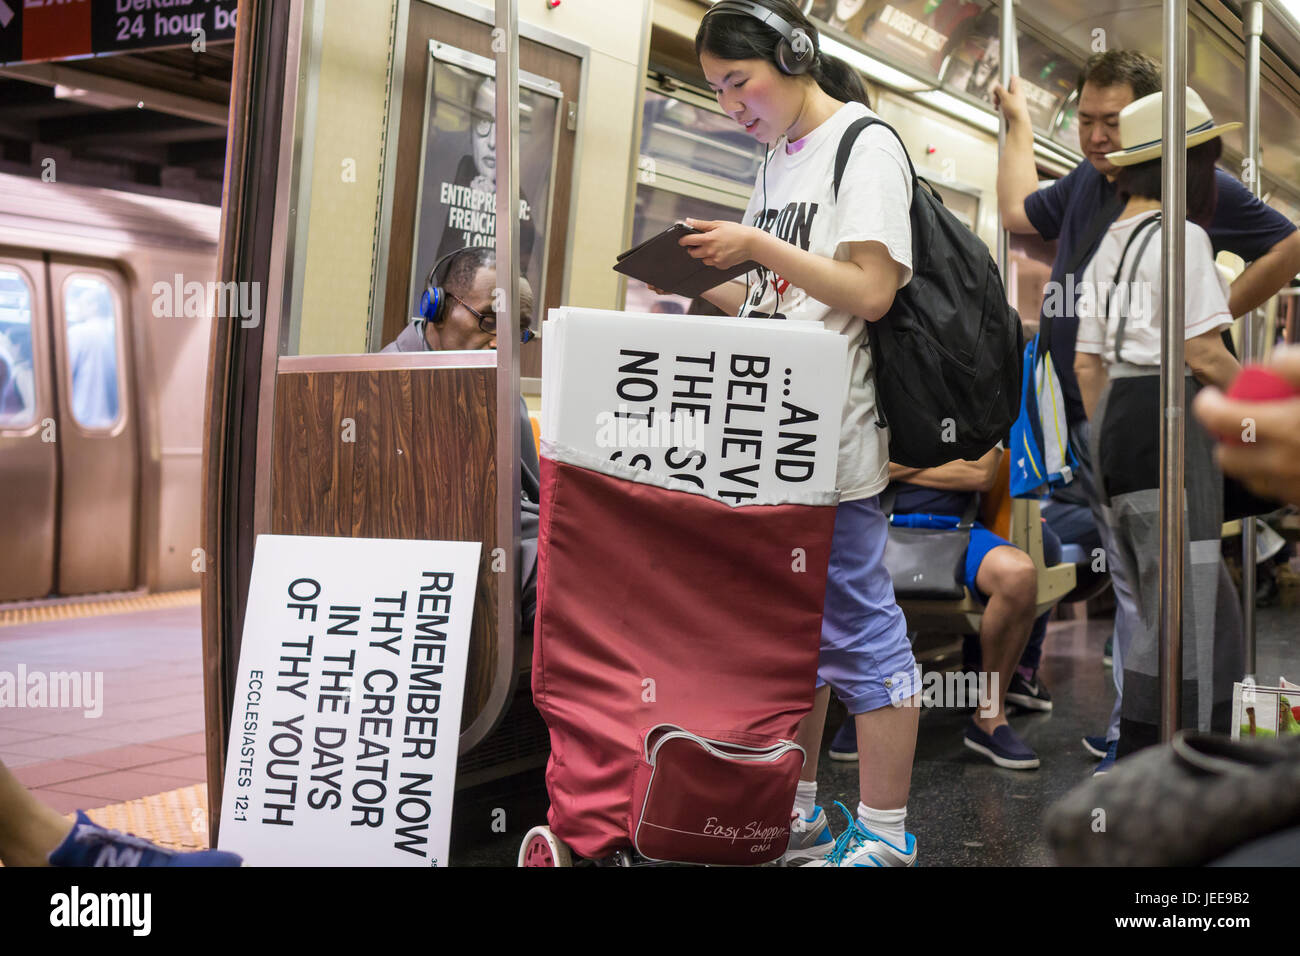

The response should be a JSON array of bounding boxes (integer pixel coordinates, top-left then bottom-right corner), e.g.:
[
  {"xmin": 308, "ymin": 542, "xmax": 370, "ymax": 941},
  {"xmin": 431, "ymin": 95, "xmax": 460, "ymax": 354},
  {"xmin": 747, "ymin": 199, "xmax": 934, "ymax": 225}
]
[{"xmin": 1104, "ymin": 88, "xmax": 1241, "ymax": 166}]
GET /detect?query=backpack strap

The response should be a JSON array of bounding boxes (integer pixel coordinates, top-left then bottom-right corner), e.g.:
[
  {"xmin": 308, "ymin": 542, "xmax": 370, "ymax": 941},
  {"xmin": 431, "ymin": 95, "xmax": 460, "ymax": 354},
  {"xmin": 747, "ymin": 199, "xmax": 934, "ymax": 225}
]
[
  {"xmin": 833, "ymin": 115, "xmax": 917, "ymax": 201},
  {"xmin": 1103, "ymin": 213, "xmax": 1162, "ymax": 365},
  {"xmin": 1098, "ymin": 214, "xmax": 1159, "ymax": 325}
]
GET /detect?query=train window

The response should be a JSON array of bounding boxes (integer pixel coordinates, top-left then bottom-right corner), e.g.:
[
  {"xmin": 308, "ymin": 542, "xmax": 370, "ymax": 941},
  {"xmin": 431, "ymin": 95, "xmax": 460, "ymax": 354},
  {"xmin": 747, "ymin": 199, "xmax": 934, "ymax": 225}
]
[
  {"xmin": 627, "ymin": 83, "xmax": 764, "ymax": 313},
  {"xmin": 625, "ymin": 189, "xmax": 746, "ymax": 315},
  {"xmin": 0, "ymin": 269, "xmax": 37, "ymax": 428},
  {"xmin": 640, "ymin": 89, "xmax": 765, "ymax": 189},
  {"xmin": 62, "ymin": 274, "xmax": 121, "ymax": 430},
  {"xmin": 1052, "ymin": 90, "xmax": 1080, "ymax": 152}
]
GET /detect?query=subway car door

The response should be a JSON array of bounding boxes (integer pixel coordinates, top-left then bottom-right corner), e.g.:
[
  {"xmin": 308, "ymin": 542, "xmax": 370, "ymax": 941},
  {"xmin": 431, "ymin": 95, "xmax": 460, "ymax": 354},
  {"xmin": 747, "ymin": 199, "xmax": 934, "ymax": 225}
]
[
  {"xmin": 0, "ymin": 252, "xmax": 57, "ymax": 602},
  {"xmin": 47, "ymin": 258, "xmax": 139, "ymax": 596}
]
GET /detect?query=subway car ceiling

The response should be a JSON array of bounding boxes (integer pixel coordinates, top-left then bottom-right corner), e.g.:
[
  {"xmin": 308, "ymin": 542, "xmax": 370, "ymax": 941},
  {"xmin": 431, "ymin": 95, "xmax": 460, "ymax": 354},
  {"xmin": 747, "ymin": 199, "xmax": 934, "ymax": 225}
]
[{"xmin": 657, "ymin": 0, "xmax": 1300, "ymax": 218}]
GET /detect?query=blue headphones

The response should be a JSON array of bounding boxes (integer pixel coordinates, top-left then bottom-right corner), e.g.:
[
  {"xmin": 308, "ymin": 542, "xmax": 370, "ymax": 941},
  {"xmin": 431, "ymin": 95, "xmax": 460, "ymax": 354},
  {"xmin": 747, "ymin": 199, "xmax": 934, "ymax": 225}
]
[
  {"xmin": 418, "ymin": 247, "xmax": 465, "ymax": 325},
  {"xmin": 417, "ymin": 246, "xmax": 535, "ymax": 344}
]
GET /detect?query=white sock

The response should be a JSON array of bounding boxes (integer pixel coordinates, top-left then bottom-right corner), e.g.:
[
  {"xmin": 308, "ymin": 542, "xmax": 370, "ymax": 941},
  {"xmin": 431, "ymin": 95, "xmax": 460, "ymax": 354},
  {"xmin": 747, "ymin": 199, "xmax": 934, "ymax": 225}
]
[
  {"xmin": 793, "ymin": 780, "xmax": 818, "ymax": 820},
  {"xmin": 858, "ymin": 802, "xmax": 907, "ymax": 849}
]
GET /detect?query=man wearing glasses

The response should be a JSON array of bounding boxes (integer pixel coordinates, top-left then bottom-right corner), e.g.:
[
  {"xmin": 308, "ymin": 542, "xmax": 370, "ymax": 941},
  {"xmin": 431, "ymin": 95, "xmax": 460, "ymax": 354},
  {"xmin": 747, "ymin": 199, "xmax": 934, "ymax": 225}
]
[
  {"xmin": 381, "ymin": 246, "xmax": 540, "ymax": 636},
  {"xmin": 386, "ymin": 246, "xmax": 535, "ymax": 353}
]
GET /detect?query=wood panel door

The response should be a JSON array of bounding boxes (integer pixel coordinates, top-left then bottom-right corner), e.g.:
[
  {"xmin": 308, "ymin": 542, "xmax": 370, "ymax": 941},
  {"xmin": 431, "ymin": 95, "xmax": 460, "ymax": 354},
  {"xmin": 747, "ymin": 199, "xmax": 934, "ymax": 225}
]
[
  {"xmin": 384, "ymin": 2, "xmax": 582, "ymax": 379},
  {"xmin": 270, "ymin": 363, "xmax": 501, "ymax": 735}
]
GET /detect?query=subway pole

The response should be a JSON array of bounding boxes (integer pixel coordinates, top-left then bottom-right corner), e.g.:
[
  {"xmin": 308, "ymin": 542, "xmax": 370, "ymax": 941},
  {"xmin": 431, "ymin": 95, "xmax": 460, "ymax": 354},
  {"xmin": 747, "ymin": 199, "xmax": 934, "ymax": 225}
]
[
  {"xmin": 997, "ymin": 0, "xmax": 1016, "ymax": 283},
  {"xmin": 1241, "ymin": 0, "xmax": 1264, "ymax": 679},
  {"xmin": 1158, "ymin": 0, "xmax": 1188, "ymax": 743},
  {"xmin": 485, "ymin": 0, "xmax": 521, "ymax": 748}
]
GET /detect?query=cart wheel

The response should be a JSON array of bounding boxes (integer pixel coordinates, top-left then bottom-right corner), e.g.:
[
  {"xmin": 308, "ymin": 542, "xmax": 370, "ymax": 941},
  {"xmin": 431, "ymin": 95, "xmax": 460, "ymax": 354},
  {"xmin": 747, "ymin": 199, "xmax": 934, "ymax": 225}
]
[{"xmin": 518, "ymin": 826, "xmax": 572, "ymax": 867}]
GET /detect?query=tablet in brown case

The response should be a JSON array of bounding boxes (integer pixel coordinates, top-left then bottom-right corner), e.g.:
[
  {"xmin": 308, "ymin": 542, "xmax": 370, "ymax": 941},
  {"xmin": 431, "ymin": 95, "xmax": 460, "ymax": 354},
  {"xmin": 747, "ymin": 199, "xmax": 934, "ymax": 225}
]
[{"xmin": 614, "ymin": 222, "xmax": 760, "ymax": 298}]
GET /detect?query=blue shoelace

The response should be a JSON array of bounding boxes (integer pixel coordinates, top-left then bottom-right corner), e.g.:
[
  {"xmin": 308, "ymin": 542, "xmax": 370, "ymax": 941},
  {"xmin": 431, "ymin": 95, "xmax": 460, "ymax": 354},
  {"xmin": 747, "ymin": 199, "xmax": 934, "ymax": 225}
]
[{"xmin": 822, "ymin": 801, "xmax": 868, "ymax": 866}]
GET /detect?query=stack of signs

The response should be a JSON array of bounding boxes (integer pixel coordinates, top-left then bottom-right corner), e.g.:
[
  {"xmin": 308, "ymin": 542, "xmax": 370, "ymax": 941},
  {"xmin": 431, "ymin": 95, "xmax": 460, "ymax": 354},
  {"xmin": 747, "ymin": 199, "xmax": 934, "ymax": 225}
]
[
  {"xmin": 542, "ymin": 308, "xmax": 849, "ymax": 501},
  {"xmin": 218, "ymin": 534, "xmax": 481, "ymax": 866},
  {"xmin": 1232, "ymin": 677, "xmax": 1300, "ymax": 740}
]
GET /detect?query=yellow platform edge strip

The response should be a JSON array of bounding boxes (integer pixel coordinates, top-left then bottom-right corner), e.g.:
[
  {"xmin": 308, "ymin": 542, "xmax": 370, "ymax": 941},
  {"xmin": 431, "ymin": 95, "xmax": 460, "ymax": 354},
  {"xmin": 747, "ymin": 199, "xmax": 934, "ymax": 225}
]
[
  {"xmin": 0, "ymin": 589, "xmax": 201, "ymax": 629},
  {"xmin": 69, "ymin": 783, "xmax": 211, "ymax": 853}
]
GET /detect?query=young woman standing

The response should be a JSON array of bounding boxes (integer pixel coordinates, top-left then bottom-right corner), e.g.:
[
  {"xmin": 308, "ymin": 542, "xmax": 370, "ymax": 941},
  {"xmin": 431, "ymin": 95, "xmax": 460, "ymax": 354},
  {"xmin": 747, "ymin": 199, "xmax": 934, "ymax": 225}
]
[{"xmin": 682, "ymin": 0, "xmax": 920, "ymax": 866}]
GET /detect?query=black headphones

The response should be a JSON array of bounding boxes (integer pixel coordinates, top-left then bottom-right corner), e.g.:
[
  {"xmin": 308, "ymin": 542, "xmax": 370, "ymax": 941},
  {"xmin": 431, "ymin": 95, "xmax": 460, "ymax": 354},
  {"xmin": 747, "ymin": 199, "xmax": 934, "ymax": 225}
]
[
  {"xmin": 418, "ymin": 247, "xmax": 469, "ymax": 325},
  {"xmin": 703, "ymin": 0, "xmax": 818, "ymax": 76}
]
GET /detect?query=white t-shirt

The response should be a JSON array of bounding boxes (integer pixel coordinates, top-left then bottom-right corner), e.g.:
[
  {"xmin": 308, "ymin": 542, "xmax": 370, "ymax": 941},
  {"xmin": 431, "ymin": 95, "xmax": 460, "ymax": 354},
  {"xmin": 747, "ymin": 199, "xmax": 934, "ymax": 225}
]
[
  {"xmin": 736, "ymin": 101, "xmax": 913, "ymax": 501},
  {"xmin": 1075, "ymin": 212, "xmax": 1233, "ymax": 366}
]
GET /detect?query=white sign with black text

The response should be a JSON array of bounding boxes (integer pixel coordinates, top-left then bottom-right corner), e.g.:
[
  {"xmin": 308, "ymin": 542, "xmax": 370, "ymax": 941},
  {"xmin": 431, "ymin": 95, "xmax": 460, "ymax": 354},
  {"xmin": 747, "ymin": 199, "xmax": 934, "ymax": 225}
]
[
  {"xmin": 543, "ymin": 307, "xmax": 848, "ymax": 501},
  {"xmin": 218, "ymin": 534, "xmax": 481, "ymax": 866}
]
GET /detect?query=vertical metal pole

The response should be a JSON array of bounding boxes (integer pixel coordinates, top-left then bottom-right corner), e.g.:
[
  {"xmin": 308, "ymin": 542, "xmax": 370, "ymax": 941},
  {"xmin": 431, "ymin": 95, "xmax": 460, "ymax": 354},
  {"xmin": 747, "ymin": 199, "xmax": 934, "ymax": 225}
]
[
  {"xmin": 495, "ymin": 0, "xmax": 521, "ymax": 689},
  {"xmin": 1241, "ymin": 0, "xmax": 1264, "ymax": 679},
  {"xmin": 996, "ymin": 0, "xmax": 1015, "ymax": 284},
  {"xmin": 1159, "ymin": 0, "xmax": 1188, "ymax": 743}
]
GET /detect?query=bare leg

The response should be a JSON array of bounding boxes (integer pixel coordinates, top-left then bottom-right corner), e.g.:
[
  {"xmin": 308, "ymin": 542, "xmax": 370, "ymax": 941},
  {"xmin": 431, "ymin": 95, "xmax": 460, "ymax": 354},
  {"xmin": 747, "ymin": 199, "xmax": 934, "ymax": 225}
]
[
  {"xmin": 795, "ymin": 684, "xmax": 831, "ymax": 783},
  {"xmin": 795, "ymin": 686, "xmax": 918, "ymax": 811},
  {"xmin": 856, "ymin": 694, "xmax": 919, "ymax": 810},
  {"xmin": 0, "ymin": 759, "xmax": 73, "ymax": 867},
  {"xmin": 972, "ymin": 546, "xmax": 1037, "ymax": 734}
]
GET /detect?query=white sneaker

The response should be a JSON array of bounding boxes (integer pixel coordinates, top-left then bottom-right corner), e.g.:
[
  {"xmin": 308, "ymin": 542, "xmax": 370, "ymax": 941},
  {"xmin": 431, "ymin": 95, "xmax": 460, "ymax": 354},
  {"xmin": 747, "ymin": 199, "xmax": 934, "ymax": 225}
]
[
  {"xmin": 796, "ymin": 802, "xmax": 917, "ymax": 867},
  {"xmin": 781, "ymin": 805, "xmax": 835, "ymax": 864}
]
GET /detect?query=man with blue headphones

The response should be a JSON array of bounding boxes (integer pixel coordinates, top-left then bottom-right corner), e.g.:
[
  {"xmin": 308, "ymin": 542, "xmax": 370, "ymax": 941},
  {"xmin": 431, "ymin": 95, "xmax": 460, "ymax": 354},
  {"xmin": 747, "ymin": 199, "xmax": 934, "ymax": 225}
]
[
  {"xmin": 384, "ymin": 246, "xmax": 535, "ymax": 354},
  {"xmin": 381, "ymin": 246, "xmax": 541, "ymax": 637}
]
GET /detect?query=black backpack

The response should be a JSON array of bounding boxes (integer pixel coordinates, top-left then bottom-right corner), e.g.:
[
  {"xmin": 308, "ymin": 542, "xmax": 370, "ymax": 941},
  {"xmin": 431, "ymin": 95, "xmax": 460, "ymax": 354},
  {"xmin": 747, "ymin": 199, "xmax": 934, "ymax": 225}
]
[{"xmin": 834, "ymin": 117, "xmax": 1022, "ymax": 468}]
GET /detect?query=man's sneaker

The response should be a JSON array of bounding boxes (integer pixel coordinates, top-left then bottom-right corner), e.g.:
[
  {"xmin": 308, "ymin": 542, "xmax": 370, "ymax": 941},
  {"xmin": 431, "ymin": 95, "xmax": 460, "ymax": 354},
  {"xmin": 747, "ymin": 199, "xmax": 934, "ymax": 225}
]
[
  {"xmin": 782, "ymin": 805, "xmax": 835, "ymax": 864},
  {"xmin": 828, "ymin": 718, "xmax": 858, "ymax": 761},
  {"xmin": 1093, "ymin": 740, "xmax": 1118, "ymax": 776},
  {"xmin": 1082, "ymin": 734, "xmax": 1111, "ymax": 759},
  {"xmin": 796, "ymin": 802, "xmax": 916, "ymax": 867},
  {"xmin": 1102, "ymin": 636, "xmax": 1113, "ymax": 667},
  {"xmin": 963, "ymin": 721, "xmax": 1040, "ymax": 770},
  {"xmin": 1006, "ymin": 671, "xmax": 1053, "ymax": 712},
  {"xmin": 48, "ymin": 810, "xmax": 244, "ymax": 867}
]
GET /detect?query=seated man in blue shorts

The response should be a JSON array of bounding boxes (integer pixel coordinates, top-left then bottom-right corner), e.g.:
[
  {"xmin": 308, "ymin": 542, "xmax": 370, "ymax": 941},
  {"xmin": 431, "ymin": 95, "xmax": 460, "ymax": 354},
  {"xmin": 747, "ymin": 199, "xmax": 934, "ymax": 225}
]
[
  {"xmin": 963, "ymin": 516, "xmax": 1064, "ymax": 717},
  {"xmin": 830, "ymin": 447, "xmax": 1050, "ymax": 770}
]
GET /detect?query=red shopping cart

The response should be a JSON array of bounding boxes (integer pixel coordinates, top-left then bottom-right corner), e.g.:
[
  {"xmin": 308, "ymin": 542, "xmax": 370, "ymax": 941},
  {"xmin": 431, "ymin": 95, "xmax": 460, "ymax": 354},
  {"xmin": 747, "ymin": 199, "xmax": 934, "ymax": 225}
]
[{"xmin": 518, "ymin": 446, "xmax": 837, "ymax": 866}]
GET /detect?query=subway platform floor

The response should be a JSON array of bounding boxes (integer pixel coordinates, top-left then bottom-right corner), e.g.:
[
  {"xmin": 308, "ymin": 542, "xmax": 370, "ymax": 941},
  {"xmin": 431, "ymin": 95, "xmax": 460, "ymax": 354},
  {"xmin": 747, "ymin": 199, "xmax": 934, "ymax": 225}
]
[{"xmin": 0, "ymin": 604, "xmax": 207, "ymax": 815}]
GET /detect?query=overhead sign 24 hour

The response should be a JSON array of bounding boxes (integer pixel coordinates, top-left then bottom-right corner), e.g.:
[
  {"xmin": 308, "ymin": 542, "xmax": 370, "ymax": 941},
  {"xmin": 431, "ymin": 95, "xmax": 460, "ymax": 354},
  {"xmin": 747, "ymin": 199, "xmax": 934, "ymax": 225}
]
[{"xmin": 0, "ymin": 0, "xmax": 238, "ymax": 67}]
